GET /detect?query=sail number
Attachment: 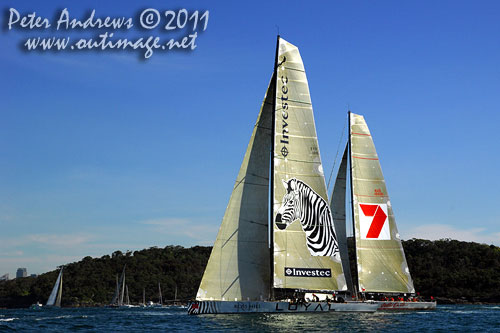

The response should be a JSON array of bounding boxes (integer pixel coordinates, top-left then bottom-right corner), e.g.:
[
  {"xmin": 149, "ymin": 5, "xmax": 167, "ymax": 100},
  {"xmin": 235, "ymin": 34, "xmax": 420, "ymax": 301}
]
[{"xmin": 139, "ymin": 9, "xmax": 209, "ymax": 31}]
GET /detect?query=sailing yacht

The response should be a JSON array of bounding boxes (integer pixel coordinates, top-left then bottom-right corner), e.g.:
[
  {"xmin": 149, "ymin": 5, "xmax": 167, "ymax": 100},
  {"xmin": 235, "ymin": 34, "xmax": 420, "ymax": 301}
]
[
  {"xmin": 187, "ymin": 37, "xmax": 378, "ymax": 315},
  {"xmin": 146, "ymin": 282, "xmax": 164, "ymax": 307},
  {"xmin": 46, "ymin": 267, "xmax": 63, "ymax": 307},
  {"xmin": 109, "ymin": 266, "xmax": 126, "ymax": 307},
  {"xmin": 330, "ymin": 112, "xmax": 436, "ymax": 310}
]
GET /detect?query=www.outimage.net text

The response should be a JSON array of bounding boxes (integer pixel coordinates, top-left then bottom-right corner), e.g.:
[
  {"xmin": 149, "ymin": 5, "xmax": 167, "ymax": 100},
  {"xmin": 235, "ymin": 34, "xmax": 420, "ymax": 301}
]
[{"xmin": 6, "ymin": 8, "xmax": 209, "ymax": 59}]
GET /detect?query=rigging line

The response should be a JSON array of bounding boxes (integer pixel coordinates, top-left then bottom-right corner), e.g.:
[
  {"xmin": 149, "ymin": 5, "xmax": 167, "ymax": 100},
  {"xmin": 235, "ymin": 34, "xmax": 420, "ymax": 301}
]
[{"xmin": 326, "ymin": 113, "xmax": 348, "ymax": 191}]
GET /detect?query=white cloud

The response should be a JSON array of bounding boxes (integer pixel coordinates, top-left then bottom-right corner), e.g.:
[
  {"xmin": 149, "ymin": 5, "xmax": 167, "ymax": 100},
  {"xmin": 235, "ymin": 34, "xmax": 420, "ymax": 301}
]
[
  {"xmin": 140, "ymin": 217, "xmax": 217, "ymax": 243},
  {"xmin": 0, "ymin": 250, "xmax": 23, "ymax": 257},
  {"xmin": 140, "ymin": 218, "xmax": 190, "ymax": 227},
  {"xmin": 405, "ymin": 224, "xmax": 500, "ymax": 245},
  {"xmin": 26, "ymin": 233, "xmax": 93, "ymax": 247},
  {"xmin": 0, "ymin": 232, "xmax": 95, "ymax": 250}
]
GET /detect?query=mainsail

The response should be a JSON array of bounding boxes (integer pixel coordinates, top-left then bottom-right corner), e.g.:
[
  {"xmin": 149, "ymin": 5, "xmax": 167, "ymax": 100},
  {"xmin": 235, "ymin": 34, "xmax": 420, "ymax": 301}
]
[
  {"xmin": 272, "ymin": 38, "xmax": 346, "ymax": 292},
  {"xmin": 195, "ymin": 73, "xmax": 274, "ymax": 301},
  {"xmin": 348, "ymin": 112, "xmax": 414, "ymax": 293},
  {"xmin": 46, "ymin": 267, "xmax": 63, "ymax": 307}
]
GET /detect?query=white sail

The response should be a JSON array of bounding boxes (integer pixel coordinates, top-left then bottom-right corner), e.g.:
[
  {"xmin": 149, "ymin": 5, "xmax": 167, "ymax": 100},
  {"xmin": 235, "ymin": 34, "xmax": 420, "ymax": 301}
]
[
  {"xmin": 55, "ymin": 270, "xmax": 63, "ymax": 307},
  {"xmin": 119, "ymin": 268, "xmax": 126, "ymax": 306},
  {"xmin": 330, "ymin": 146, "xmax": 355, "ymax": 294},
  {"xmin": 196, "ymin": 73, "xmax": 274, "ymax": 301},
  {"xmin": 272, "ymin": 38, "xmax": 346, "ymax": 292},
  {"xmin": 46, "ymin": 268, "xmax": 63, "ymax": 307},
  {"xmin": 349, "ymin": 112, "xmax": 414, "ymax": 293}
]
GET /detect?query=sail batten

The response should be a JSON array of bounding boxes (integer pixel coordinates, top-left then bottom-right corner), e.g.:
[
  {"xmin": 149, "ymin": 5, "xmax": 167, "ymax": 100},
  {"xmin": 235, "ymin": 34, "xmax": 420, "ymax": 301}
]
[{"xmin": 349, "ymin": 112, "xmax": 415, "ymax": 294}]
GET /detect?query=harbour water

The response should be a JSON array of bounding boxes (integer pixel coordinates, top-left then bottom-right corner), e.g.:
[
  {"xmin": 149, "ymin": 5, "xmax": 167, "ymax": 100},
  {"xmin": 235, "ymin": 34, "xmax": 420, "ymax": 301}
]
[{"xmin": 0, "ymin": 305, "xmax": 499, "ymax": 332}]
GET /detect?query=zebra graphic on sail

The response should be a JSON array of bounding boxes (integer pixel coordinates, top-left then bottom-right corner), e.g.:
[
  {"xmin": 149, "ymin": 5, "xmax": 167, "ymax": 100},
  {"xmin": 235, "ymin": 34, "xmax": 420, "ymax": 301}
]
[{"xmin": 275, "ymin": 178, "xmax": 340, "ymax": 258}]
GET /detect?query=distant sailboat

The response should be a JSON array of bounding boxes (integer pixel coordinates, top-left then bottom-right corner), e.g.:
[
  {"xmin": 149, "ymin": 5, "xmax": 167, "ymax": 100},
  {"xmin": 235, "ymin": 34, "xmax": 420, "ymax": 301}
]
[
  {"xmin": 122, "ymin": 284, "xmax": 138, "ymax": 308},
  {"xmin": 141, "ymin": 288, "xmax": 146, "ymax": 307},
  {"xmin": 110, "ymin": 265, "xmax": 126, "ymax": 307},
  {"xmin": 125, "ymin": 285, "xmax": 130, "ymax": 306},
  {"xmin": 158, "ymin": 282, "xmax": 163, "ymax": 306},
  {"xmin": 187, "ymin": 36, "xmax": 378, "ymax": 315},
  {"xmin": 330, "ymin": 112, "xmax": 436, "ymax": 310},
  {"xmin": 46, "ymin": 267, "xmax": 63, "ymax": 307}
]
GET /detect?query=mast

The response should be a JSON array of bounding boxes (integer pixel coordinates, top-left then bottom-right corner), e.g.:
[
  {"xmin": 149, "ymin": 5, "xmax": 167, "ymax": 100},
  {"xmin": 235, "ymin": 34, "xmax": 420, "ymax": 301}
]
[
  {"xmin": 269, "ymin": 34, "xmax": 280, "ymax": 301},
  {"xmin": 347, "ymin": 111, "xmax": 359, "ymax": 299},
  {"xmin": 143, "ymin": 288, "xmax": 145, "ymax": 305},
  {"xmin": 174, "ymin": 284, "xmax": 178, "ymax": 304},
  {"xmin": 158, "ymin": 282, "xmax": 163, "ymax": 305}
]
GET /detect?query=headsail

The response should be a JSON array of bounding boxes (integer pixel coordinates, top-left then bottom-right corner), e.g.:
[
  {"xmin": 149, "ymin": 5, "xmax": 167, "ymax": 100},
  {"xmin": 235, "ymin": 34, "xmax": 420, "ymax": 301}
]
[
  {"xmin": 46, "ymin": 267, "xmax": 63, "ymax": 307},
  {"xmin": 195, "ymin": 73, "xmax": 274, "ymax": 301},
  {"xmin": 349, "ymin": 112, "xmax": 414, "ymax": 293},
  {"xmin": 330, "ymin": 146, "xmax": 355, "ymax": 294},
  {"xmin": 272, "ymin": 38, "xmax": 346, "ymax": 292}
]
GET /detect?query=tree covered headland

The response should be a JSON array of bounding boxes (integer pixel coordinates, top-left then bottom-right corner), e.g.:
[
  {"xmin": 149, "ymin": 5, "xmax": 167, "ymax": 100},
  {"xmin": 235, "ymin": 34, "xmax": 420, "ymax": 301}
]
[
  {"xmin": 1, "ymin": 239, "xmax": 500, "ymax": 308},
  {"xmin": 0, "ymin": 246, "xmax": 211, "ymax": 308}
]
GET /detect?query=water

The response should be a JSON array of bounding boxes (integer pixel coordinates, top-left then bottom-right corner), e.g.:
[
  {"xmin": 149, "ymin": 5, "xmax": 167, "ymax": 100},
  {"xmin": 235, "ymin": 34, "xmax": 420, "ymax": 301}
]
[{"xmin": 0, "ymin": 305, "xmax": 499, "ymax": 332}]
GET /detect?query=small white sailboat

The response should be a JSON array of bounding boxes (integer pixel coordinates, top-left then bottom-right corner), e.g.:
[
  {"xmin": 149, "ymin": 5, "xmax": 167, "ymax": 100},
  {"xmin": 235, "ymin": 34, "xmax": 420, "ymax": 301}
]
[
  {"xmin": 330, "ymin": 112, "xmax": 436, "ymax": 310},
  {"xmin": 158, "ymin": 282, "xmax": 163, "ymax": 306},
  {"xmin": 121, "ymin": 284, "xmax": 138, "ymax": 308},
  {"xmin": 140, "ymin": 288, "xmax": 146, "ymax": 307},
  {"xmin": 46, "ymin": 267, "xmax": 63, "ymax": 307},
  {"xmin": 187, "ymin": 36, "xmax": 378, "ymax": 315},
  {"xmin": 146, "ymin": 282, "xmax": 164, "ymax": 308},
  {"xmin": 110, "ymin": 266, "xmax": 126, "ymax": 307}
]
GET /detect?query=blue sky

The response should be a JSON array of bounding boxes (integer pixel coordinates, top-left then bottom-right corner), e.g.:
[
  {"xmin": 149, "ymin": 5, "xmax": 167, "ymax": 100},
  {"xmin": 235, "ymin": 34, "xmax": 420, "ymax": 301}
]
[{"xmin": 1, "ymin": 0, "xmax": 499, "ymax": 276}]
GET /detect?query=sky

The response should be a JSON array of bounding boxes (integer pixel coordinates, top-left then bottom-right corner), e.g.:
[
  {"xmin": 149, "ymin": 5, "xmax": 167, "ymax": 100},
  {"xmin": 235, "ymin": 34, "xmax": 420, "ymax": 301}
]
[{"xmin": 1, "ymin": 0, "xmax": 499, "ymax": 277}]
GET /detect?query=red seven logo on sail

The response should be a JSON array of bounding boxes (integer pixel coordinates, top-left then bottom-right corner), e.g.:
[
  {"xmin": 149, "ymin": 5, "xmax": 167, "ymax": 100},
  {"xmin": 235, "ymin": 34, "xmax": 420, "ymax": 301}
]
[{"xmin": 358, "ymin": 203, "xmax": 390, "ymax": 240}]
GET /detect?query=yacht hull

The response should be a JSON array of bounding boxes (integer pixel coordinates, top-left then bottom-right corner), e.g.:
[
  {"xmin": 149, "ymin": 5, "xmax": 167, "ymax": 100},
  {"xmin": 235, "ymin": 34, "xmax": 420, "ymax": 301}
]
[{"xmin": 187, "ymin": 300, "xmax": 378, "ymax": 315}]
